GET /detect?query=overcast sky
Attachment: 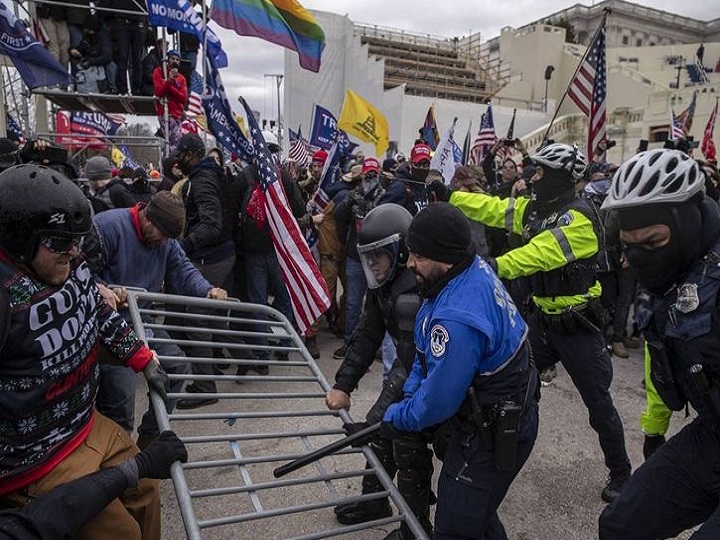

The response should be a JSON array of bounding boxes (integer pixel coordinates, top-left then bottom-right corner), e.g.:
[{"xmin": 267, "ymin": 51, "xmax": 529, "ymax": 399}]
[{"xmin": 207, "ymin": 1, "xmax": 719, "ymax": 120}]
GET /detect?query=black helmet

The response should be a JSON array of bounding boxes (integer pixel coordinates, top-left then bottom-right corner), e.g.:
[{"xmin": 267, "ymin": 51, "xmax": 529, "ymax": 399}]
[
  {"xmin": 0, "ymin": 164, "xmax": 92, "ymax": 262},
  {"xmin": 357, "ymin": 203, "xmax": 413, "ymax": 289}
]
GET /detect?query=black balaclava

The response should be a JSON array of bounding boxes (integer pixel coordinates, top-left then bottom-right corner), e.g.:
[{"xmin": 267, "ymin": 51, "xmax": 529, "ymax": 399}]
[
  {"xmin": 619, "ymin": 195, "xmax": 705, "ymax": 295},
  {"xmin": 531, "ymin": 167, "xmax": 575, "ymax": 202}
]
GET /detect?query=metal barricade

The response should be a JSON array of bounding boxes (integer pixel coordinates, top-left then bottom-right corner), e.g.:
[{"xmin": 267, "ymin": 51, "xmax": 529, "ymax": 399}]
[{"xmin": 126, "ymin": 291, "xmax": 429, "ymax": 540}]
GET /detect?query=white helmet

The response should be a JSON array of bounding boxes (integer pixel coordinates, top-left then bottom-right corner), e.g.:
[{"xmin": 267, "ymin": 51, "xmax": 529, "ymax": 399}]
[
  {"xmin": 532, "ymin": 143, "xmax": 588, "ymax": 181},
  {"xmin": 602, "ymin": 149, "xmax": 704, "ymax": 210}
]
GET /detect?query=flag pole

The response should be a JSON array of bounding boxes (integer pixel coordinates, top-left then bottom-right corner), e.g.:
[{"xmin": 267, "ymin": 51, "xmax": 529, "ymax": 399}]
[{"xmin": 539, "ymin": 9, "xmax": 610, "ymax": 148}]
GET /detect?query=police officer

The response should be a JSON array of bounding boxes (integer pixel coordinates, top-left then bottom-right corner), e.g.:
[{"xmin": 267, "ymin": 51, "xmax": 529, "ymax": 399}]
[
  {"xmin": 325, "ymin": 203, "xmax": 431, "ymax": 538},
  {"xmin": 598, "ymin": 149, "xmax": 720, "ymax": 538},
  {"xmin": 427, "ymin": 143, "xmax": 632, "ymax": 502},
  {"xmin": 382, "ymin": 202, "xmax": 538, "ymax": 539}
]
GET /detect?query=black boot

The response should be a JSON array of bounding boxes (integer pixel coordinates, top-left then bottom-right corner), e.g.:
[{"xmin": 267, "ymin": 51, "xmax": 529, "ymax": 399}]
[{"xmin": 335, "ymin": 496, "xmax": 392, "ymax": 525}]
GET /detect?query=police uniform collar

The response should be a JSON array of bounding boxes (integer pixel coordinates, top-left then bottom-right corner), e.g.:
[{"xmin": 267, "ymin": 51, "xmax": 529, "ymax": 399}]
[{"xmin": 422, "ymin": 250, "xmax": 475, "ymax": 299}]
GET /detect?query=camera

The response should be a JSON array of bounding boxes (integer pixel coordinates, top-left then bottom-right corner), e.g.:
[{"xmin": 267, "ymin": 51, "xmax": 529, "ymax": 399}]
[{"xmin": 605, "ymin": 140, "xmax": 617, "ymax": 149}]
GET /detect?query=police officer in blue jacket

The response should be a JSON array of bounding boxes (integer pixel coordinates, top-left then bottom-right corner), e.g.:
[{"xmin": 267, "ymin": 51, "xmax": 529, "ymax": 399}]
[
  {"xmin": 598, "ymin": 150, "xmax": 720, "ymax": 538},
  {"xmin": 383, "ymin": 203, "xmax": 539, "ymax": 540}
]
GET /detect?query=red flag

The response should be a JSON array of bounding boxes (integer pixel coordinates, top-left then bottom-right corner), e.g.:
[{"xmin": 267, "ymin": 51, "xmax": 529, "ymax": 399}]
[
  {"xmin": 702, "ymin": 99, "xmax": 718, "ymax": 162},
  {"xmin": 568, "ymin": 19, "xmax": 607, "ymax": 158},
  {"xmin": 239, "ymin": 96, "xmax": 330, "ymax": 334}
]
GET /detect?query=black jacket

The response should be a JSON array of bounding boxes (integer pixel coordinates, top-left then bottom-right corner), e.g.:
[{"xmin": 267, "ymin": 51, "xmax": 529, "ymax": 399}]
[
  {"xmin": 334, "ymin": 269, "xmax": 419, "ymax": 394},
  {"xmin": 334, "ymin": 184, "xmax": 387, "ymax": 261},
  {"xmin": 180, "ymin": 158, "xmax": 234, "ymax": 263},
  {"xmin": 238, "ymin": 164, "xmax": 305, "ymax": 255}
]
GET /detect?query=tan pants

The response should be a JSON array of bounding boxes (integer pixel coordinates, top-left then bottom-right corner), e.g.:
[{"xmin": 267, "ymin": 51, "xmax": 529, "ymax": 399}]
[
  {"xmin": 42, "ymin": 17, "xmax": 70, "ymax": 68},
  {"xmin": 308, "ymin": 253, "xmax": 343, "ymax": 338},
  {"xmin": 1, "ymin": 412, "xmax": 161, "ymax": 540}
]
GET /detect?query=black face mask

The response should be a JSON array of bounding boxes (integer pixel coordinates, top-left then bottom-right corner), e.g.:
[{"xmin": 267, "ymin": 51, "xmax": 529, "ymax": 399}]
[
  {"xmin": 411, "ymin": 167, "xmax": 429, "ymax": 183},
  {"xmin": 531, "ymin": 173, "xmax": 574, "ymax": 201},
  {"xmin": 624, "ymin": 243, "xmax": 681, "ymax": 296},
  {"xmin": 177, "ymin": 155, "xmax": 195, "ymax": 176}
]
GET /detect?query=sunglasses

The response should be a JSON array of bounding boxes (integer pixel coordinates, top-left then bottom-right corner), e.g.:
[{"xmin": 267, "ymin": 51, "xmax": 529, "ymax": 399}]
[{"xmin": 39, "ymin": 235, "xmax": 83, "ymax": 254}]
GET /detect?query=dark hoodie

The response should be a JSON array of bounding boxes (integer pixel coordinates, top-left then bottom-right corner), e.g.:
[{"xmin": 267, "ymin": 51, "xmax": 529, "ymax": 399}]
[
  {"xmin": 387, "ymin": 163, "xmax": 427, "ymax": 215},
  {"xmin": 180, "ymin": 157, "xmax": 234, "ymax": 263}
]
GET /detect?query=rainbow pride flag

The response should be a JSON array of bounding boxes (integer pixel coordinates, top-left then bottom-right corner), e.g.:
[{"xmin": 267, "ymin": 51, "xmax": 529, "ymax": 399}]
[{"xmin": 211, "ymin": 0, "xmax": 325, "ymax": 72}]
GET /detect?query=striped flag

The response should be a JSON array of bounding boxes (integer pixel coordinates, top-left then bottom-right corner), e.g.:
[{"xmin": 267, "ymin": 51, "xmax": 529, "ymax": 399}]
[
  {"xmin": 568, "ymin": 19, "xmax": 607, "ymax": 158},
  {"xmin": 468, "ymin": 104, "xmax": 497, "ymax": 165},
  {"xmin": 702, "ymin": 98, "xmax": 718, "ymax": 162},
  {"xmin": 239, "ymin": 95, "xmax": 330, "ymax": 333},
  {"xmin": 187, "ymin": 71, "xmax": 204, "ymax": 116},
  {"xmin": 676, "ymin": 90, "xmax": 698, "ymax": 136},
  {"xmin": 288, "ymin": 126, "xmax": 310, "ymax": 168},
  {"xmin": 670, "ymin": 108, "xmax": 685, "ymax": 140}
]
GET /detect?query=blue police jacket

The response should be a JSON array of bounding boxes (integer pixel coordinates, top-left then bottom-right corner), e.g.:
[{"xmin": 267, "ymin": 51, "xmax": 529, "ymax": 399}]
[{"xmin": 384, "ymin": 255, "xmax": 528, "ymax": 432}]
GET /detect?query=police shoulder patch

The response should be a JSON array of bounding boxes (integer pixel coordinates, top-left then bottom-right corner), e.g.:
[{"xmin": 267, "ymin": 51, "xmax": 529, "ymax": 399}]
[
  {"xmin": 558, "ymin": 211, "xmax": 574, "ymax": 227},
  {"xmin": 430, "ymin": 324, "xmax": 450, "ymax": 357}
]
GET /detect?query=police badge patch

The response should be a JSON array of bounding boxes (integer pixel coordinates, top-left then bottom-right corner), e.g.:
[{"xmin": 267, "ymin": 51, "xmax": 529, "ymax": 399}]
[
  {"xmin": 430, "ymin": 324, "xmax": 449, "ymax": 357},
  {"xmin": 676, "ymin": 283, "xmax": 700, "ymax": 313},
  {"xmin": 558, "ymin": 211, "xmax": 574, "ymax": 227}
]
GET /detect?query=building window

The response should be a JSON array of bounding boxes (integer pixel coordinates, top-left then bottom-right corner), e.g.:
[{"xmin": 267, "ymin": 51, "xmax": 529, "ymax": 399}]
[
  {"xmin": 650, "ymin": 126, "xmax": 669, "ymax": 143},
  {"xmin": 622, "ymin": 36, "xmax": 629, "ymax": 45},
  {"xmin": 636, "ymin": 38, "xmax": 643, "ymax": 47}
]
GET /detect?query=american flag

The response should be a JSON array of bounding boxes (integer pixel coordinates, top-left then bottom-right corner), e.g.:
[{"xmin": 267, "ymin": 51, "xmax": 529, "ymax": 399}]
[
  {"xmin": 676, "ymin": 90, "xmax": 698, "ymax": 135},
  {"xmin": 239, "ymin": 96, "xmax": 330, "ymax": 333},
  {"xmin": 670, "ymin": 108, "xmax": 685, "ymax": 140},
  {"xmin": 568, "ymin": 21, "xmax": 607, "ymax": 158},
  {"xmin": 468, "ymin": 104, "xmax": 497, "ymax": 165},
  {"xmin": 6, "ymin": 113, "xmax": 23, "ymax": 142},
  {"xmin": 288, "ymin": 127, "xmax": 310, "ymax": 168},
  {"xmin": 702, "ymin": 98, "xmax": 717, "ymax": 162},
  {"xmin": 187, "ymin": 71, "xmax": 205, "ymax": 116}
]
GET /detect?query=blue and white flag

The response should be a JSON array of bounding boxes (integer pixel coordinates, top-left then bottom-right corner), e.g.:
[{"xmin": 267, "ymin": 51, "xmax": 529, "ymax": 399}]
[
  {"xmin": 146, "ymin": 0, "xmax": 228, "ymax": 68},
  {"xmin": 201, "ymin": 55, "xmax": 253, "ymax": 161},
  {"xmin": 430, "ymin": 118, "xmax": 461, "ymax": 185},
  {"xmin": 0, "ymin": 2, "xmax": 71, "ymax": 89},
  {"xmin": 309, "ymin": 104, "xmax": 358, "ymax": 156}
]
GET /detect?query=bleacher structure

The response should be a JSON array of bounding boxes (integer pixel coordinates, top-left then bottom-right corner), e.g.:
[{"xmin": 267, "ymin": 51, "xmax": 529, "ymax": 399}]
[{"xmin": 354, "ymin": 23, "xmax": 499, "ymax": 104}]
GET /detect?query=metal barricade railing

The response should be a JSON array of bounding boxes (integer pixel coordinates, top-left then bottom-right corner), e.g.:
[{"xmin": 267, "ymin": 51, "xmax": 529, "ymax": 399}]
[{"xmin": 126, "ymin": 291, "xmax": 429, "ymax": 540}]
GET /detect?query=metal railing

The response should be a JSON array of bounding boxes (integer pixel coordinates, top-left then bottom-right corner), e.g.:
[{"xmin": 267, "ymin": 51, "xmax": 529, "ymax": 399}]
[{"xmin": 127, "ymin": 291, "xmax": 429, "ymax": 540}]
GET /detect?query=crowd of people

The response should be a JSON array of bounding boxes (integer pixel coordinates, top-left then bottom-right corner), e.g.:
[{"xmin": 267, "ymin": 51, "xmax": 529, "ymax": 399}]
[{"xmin": 1, "ymin": 122, "xmax": 720, "ymax": 539}]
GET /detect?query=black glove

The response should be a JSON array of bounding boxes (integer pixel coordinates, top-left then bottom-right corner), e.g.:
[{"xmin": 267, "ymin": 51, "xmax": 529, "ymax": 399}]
[
  {"xmin": 379, "ymin": 421, "xmax": 402, "ymax": 441},
  {"xmin": 134, "ymin": 431, "xmax": 188, "ymax": 479},
  {"xmin": 343, "ymin": 421, "xmax": 371, "ymax": 447},
  {"xmin": 425, "ymin": 180, "xmax": 452, "ymax": 203},
  {"xmin": 144, "ymin": 357, "xmax": 170, "ymax": 405},
  {"xmin": 643, "ymin": 434, "xmax": 666, "ymax": 460}
]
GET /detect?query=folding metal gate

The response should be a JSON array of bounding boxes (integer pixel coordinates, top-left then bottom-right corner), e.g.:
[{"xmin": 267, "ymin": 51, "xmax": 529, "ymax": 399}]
[{"xmin": 126, "ymin": 291, "xmax": 429, "ymax": 540}]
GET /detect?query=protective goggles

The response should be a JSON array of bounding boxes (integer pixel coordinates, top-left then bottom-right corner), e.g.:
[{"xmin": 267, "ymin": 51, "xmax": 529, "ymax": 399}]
[
  {"xmin": 357, "ymin": 234, "xmax": 401, "ymax": 289},
  {"xmin": 39, "ymin": 234, "xmax": 84, "ymax": 254}
]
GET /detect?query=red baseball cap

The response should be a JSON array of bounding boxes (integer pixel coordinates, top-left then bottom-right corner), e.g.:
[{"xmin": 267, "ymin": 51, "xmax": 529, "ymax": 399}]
[
  {"xmin": 312, "ymin": 149, "xmax": 328, "ymax": 165},
  {"xmin": 362, "ymin": 157, "xmax": 381, "ymax": 174},
  {"xmin": 411, "ymin": 143, "xmax": 432, "ymax": 164}
]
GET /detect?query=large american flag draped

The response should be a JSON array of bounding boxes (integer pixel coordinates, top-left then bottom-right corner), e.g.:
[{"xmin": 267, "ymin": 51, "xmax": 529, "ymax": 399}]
[
  {"xmin": 468, "ymin": 104, "xmax": 497, "ymax": 165},
  {"xmin": 568, "ymin": 21, "xmax": 607, "ymax": 158},
  {"xmin": 239, "ymin": 97, "xmax": 330, "ymax": 333},
  {"xmin": 188, "ymin": 71, "xmax": 205, "ymax": 116}
]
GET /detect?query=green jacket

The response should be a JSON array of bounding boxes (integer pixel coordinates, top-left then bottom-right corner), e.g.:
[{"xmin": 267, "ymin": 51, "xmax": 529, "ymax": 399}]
[{"xmin": 450, "ymin": 191, "xmax": 601, "ymax": 312}]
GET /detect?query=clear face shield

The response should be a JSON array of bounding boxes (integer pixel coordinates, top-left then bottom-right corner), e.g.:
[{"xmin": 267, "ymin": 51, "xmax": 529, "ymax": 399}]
[{"xmin": 357, "ymin": 234, "xmax": 401, "ymax": 289}]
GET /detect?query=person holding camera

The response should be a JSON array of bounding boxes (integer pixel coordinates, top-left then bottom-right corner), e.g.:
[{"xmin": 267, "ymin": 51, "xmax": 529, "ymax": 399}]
[
  {"xmin": 381, "ymin": 202, "xmax": 539, "ymax": 540},
  {"xmin": 427, "ymin": 143, "xmax": 632, "ymax": 503},
  {"xmin": 153, "ymin": 50, "xmax": 188, "ymax": 153},
  {"xmin": 481, "ymin": 138, "xmax": 531, "ymax": 197}
]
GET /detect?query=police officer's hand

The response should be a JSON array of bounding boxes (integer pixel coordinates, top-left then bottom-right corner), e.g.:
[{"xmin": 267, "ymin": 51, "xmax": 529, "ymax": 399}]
[
  {"xmin": 379, "ymin": 421, "xmax": 402, "ymax": 441},
  {"xmin": 643, "ymin": 434, "xmax": 666, "ymax": 460},
  {"xmin": 326, "ymin": 388, "xmax": 351, "ymax": 411},
  {"xmin": 342, "ymin": 421, "xmax": 372, "ymax": 447},
  {"xmin": 426, "ymin": 180, "xmax": 452, "ymax": 203},
  {"xmin": 134, "ymin": 431, "xmax": 188, "ymax": 479},
  {"xmin": 143, "ymin": 353, "xmax": 170, "ymax": 405}
]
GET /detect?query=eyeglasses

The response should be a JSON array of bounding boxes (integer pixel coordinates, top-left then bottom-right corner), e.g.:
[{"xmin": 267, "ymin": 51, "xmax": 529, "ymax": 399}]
[{"xmin": 39, "ymin": 235, "xmax": 83, "ymax": 254}]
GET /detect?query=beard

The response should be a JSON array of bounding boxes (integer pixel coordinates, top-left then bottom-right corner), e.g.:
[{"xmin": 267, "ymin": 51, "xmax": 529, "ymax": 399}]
[{"xmin": 412, "ymin": 265, "xmax": 446, "ymax": 296}]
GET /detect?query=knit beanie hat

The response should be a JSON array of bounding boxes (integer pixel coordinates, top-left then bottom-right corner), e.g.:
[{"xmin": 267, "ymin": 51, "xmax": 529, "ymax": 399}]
[
  {"xmin": 146, "ymin": 191, "xmax": 185, "ymax": 239},
  {"xmin": 406, "ymin": 202, "xmax": 472, "ymax": 264},
  {"xmin": 85, "ymin": 156, "xmax": 113, "ymax": 180}
]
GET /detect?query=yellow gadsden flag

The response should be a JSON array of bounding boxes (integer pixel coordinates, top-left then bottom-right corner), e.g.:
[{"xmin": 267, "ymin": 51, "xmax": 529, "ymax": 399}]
[
  {"xmin": 338, "ymin": 90, "xmax": 389, "ymax": 156},
  {"xmin": 110, "ymin": 146, "xmax": 125, "ymax": 167}
]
